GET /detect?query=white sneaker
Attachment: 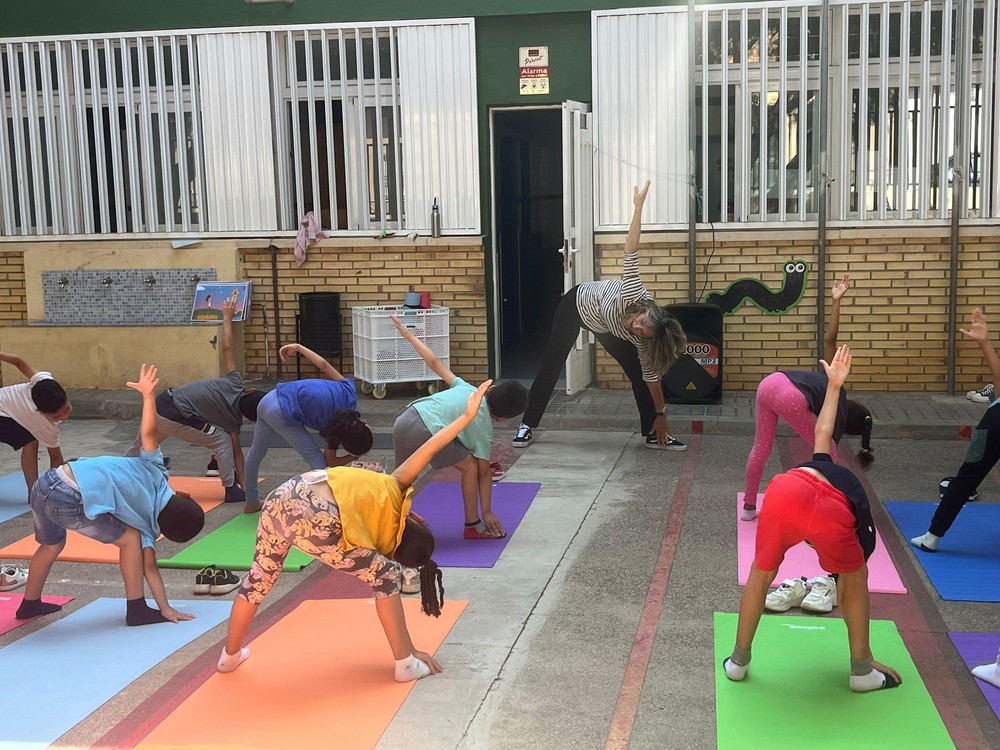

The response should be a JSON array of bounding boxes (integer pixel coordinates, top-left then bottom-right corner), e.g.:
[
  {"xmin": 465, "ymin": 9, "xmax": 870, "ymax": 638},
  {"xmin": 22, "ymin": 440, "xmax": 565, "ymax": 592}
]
[
  {"xmin": 401, "ymin": 566, "xmax": 421, "ymax": 594},
  {"xmin": 764, "ymin": 577, "xmax": 808, "ymax": 612},
  {"xmin": 967, "ymin": 383, "xmax": 995, "ymax": 403},
  {"xmin": 801, "ymin": 575, "xmax": 837, "ymax": 613}
]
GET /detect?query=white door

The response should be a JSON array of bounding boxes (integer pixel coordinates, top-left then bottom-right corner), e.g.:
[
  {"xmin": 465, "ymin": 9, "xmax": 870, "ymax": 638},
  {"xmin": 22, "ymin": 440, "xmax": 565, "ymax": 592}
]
[{"xmin": 561, "ymin": 100, "xmax": 595, "ymax": 395}]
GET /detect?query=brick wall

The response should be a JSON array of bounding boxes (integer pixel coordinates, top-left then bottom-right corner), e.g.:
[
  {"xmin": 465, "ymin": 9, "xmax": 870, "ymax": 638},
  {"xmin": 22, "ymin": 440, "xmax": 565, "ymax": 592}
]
[
  {"xmin": 595, "ymin": 225, "xmax": 1000, "ymax": 393},
  {"xmin": 238, "ymin": 238, "xmax": 488, "ymax": 384},
  {"xmin": 0, "ymin": 251, "xmax": 28, "ymax": 387}
]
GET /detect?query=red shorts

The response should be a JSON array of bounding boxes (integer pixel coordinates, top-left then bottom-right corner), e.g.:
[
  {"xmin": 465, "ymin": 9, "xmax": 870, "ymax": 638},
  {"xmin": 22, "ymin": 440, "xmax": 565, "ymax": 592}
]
[{"xmin": 755, "ymin": 468, "xmax": 865, "ymax": 574}]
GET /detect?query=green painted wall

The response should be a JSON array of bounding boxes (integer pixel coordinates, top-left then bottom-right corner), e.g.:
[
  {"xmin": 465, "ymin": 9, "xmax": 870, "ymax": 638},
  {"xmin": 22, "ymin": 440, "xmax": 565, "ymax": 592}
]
[
  {"xmin": 475, "ymin": 12, "xmax": 594, "ymax": 371},
  {"xmin": 0, "ymin": 0, "xmax": 671, "ymax": 37}
]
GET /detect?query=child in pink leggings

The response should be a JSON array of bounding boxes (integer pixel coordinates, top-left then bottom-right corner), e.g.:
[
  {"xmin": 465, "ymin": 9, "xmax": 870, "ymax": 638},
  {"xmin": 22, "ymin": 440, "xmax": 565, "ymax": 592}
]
[{"xmin": 741, "ymin": 275, "xmax": 874, "ymax": 522}]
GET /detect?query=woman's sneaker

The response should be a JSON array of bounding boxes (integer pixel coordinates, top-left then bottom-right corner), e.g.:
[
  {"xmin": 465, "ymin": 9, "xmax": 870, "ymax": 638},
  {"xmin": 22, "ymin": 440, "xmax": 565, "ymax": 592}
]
[
  {"xmin": 512, "ymin": 425, "xmax": 533, "ymax": 448},
  {"xmin": 206, "ymin": 457, "xmax": 220, "ymax": 476},
  {"xmin": 967, "ymin": 383, "xmax": 995, "ymax": 402},
  {"xmin": 644, "ymin": 434, "xmax": 687, "ymax": 451}
]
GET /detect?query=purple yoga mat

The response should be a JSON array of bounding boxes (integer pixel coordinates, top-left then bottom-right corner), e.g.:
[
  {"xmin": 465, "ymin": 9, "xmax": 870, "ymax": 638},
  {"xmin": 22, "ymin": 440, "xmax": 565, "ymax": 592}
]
[
  {"xmin": 949, "ymin": 631, "xmax": 1000, "ymax": 720},
  {"xmin": 411, "ymin": 481, "xmax": 541, "ymax": 568}
]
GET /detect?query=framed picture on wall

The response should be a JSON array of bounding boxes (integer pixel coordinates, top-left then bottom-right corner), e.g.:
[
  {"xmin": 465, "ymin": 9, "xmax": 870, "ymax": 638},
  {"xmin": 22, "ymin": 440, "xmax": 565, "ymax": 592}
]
[{"xmin": 191, "ymin": 282, "xmax": 252, "ymax": 322}]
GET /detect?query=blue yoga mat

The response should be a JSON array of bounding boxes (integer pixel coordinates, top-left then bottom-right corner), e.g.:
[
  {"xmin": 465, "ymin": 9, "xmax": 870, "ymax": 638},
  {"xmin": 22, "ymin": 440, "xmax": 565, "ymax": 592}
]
[
  {"xmin": 0, "ymin": 597, "xmax": 230, "ymax": 748},
  {"xmin": 0, "ymin": 471, "xmax": 29, "ymax": 524},
  {"xmin": 885, "ymin": 500, "xmax": 1000, "ymax": 602}
]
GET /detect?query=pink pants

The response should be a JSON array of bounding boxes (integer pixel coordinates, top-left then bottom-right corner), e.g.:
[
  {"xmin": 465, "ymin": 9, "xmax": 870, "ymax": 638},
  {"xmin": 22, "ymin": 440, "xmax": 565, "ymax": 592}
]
[{"xmin": 743, "ymin": 372, "xmax": 838, "ymax": 506}]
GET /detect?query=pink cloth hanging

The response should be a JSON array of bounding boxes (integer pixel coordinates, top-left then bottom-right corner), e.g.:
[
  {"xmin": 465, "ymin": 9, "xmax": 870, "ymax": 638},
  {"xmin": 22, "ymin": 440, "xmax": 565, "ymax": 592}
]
[{"xmin": 294, "ymin": 211, "xmax": 327, "ymax": 267}]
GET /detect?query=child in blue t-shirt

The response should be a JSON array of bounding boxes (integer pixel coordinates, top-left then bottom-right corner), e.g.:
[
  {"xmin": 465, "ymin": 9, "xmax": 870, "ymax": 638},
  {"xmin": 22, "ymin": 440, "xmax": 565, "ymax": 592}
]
[
  {"xmin": 390, "ymin": 315, "xmax": 528, "ymax": 539},
  {"xmin": 17, "ymin": 364, "xmax": 205, "ymax": 626}
]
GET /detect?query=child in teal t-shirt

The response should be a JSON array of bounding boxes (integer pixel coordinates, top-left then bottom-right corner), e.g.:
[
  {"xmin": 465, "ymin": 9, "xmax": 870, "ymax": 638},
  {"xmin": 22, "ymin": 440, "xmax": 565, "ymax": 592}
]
[{"xmin": 390, "ymin": 316, "xmax": 527, "ymax": 539}]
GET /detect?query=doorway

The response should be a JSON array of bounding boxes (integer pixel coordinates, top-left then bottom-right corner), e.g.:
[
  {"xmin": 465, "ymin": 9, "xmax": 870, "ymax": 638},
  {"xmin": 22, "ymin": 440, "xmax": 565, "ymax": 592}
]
[{"xmin": 492, "ymin": 108, "xmax": 564, "ymax": 380}]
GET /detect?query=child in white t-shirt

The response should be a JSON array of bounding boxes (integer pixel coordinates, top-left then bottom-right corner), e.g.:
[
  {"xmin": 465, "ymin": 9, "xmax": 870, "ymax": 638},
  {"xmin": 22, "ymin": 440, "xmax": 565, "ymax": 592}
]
[{"xmin": 0, "ymin": 350, "xmax": 72, "ymax": 497}]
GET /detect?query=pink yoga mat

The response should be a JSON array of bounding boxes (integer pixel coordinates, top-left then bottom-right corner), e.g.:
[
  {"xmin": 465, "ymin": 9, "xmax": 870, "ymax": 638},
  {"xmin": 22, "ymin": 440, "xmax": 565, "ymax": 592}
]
[
  {"xmin": 0, "ymin": 593, "xmax": 75, "ymax": 636},
  {"xmin": 736, "ymin": 493, "xmax": 907, "ymax": 594}
]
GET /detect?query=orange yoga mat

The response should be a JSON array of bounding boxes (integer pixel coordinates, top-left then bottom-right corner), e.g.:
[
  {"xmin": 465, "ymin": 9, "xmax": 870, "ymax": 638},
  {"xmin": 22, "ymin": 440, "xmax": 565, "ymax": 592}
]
[
  {"xmin": 0, "ymin": 476, "xmax": 229, "ymax": 564},
  {"xmin": 139, "ymin": 598, "xmax": 467, "ymax": 750}
]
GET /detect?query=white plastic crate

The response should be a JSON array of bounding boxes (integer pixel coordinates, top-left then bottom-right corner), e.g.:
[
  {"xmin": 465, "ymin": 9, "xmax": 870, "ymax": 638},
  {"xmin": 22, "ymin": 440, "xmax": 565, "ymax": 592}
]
[{"xmin": 351, "ymin": 305, "xmax": 450, "ymax": 398}]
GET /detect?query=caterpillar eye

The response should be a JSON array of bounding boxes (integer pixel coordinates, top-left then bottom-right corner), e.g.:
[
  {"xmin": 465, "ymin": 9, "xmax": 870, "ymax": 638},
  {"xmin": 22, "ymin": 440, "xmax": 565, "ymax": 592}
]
[
  {"xmin": 784, "ymin": 262, "xmax": 796, "ymax": 273},
  {"xmin": 794, "ymin": 262, "xmax": 806, "ymax": 273}
]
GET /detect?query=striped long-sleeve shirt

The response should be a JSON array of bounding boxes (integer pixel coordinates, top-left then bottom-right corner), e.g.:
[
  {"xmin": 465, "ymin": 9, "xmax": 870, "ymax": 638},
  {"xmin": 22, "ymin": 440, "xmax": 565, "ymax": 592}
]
[{"xmin": 575, "ymin": 252, "xmax": 658, "ymax": 381}]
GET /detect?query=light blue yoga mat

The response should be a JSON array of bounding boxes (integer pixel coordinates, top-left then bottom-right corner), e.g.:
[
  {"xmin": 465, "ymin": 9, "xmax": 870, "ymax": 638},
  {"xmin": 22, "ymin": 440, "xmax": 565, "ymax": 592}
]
[
  {"xmin": 885, "ymin": 500, "xmax": 1000, "ymax": 602},
  {"xmin": 0, "ymin": 471, "xmax": 29, "ymax": 524},
  {"xmin": 0, "ymin": 597, "xmax": 230, "ymax": 749}
]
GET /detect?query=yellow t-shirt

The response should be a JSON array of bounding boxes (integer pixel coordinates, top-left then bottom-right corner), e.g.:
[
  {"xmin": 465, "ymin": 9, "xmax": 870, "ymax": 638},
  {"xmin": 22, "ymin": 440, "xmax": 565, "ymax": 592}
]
[{"xmin": 325, "ymin": 467, "xmax": 413, "ymax": 555}]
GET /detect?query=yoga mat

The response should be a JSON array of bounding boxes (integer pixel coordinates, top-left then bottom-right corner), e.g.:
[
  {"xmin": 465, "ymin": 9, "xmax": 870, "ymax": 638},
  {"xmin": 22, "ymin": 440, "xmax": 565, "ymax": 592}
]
[
  {"xmin": 885, "ymin": 500, "xmax": 1000, "ymax": 602},
  {"xmin": 0, "ymin": 476, "xmax": 231, "ymax": 564},
  {"xmin": 0, "ymin": 471, "xmax": 29, "ymax": 523},
  {"xmin": 0, "ymin": 597, "xmax": 230, "ymax": 749},
  {"xmin": 0, "ymin": 593, "xmax": 74, "ymax": 636},
  {"xmin": 158, "ymin": 511, "xmax": 313, "ymax": 571},
  {"xmin": 737, "ymin": 493, "xmax": 907, "ymax": 595},
  {"xmin": 139, "ymin": 598, "xmax": 467, "ymax": 750},
  {"xmin": 411, "ymin": 481, "xmax": 541, "ymax": 568},
  {"xmin": 713, "ymin": 612, "xmax": 954, "ymax": 749},
  {"xmin": 949, "ymin": 631, "xmax": 1000, "ymax": 721}
]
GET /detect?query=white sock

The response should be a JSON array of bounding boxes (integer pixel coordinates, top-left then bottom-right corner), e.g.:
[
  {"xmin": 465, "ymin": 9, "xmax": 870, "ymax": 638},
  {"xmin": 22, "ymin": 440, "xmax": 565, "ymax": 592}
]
[
  {"xmin": 724, "ymin": 657, "xmax": 748, "ymax": 681},
  {"xmin": 849, "ymin": 668, "xmax": 901, "ymax": 692},
  {"xmin": 740, "ymin": 506, "xmax": 758, "ymax": 522},
  {"xmin": 971, "ymin": 661, "xmax": 1000, "ymax": 688},
  {"xmin": 910, "ymin": 532, "xmax": 940, "ymax": 551},
  {"xmin": 394, "ymin": 653, "xmax": 432, "ymax": 682},
  {"xmin": 218, "ymin": 646, "xmax": 250, "ymax": 673}
]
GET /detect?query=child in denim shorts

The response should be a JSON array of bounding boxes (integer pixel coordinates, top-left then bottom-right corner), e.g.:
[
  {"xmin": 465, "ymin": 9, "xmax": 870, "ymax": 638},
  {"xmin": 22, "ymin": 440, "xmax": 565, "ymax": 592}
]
[{"xmin": 17, "ymin": 364, "xmax": 205, "ymax": 626}]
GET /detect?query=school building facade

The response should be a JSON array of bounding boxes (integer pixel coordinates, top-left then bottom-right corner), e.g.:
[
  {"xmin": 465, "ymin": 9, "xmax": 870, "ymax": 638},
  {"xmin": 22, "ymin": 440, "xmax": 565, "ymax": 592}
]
[{"xmin": 0, "ymin": 0, "xmax": 997, "ymax": 394}]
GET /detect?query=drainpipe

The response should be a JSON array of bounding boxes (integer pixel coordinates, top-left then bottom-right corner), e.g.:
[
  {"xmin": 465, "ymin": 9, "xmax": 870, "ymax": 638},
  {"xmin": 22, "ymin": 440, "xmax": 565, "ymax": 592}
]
[
  {"xmin": 688, "ymin": 0, "xmax": 698, "ymax": 302},
  {"xmin": 948, "ymin": 0, "xmax": 973, "ymax": 395},
  {"xmin": 815, "ymin": 0, "xmax": 831, "ymax": 362},
  {"xmin": 269, "ymin": 242, "xmax": 283, "ymax": 379}
]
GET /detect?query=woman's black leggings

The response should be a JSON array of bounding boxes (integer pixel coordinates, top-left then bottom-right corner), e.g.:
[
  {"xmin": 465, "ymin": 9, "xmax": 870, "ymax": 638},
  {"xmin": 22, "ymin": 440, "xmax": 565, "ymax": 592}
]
[
  {"xmin": 929, "ymin": 401, "xmax": 1000, "ymax": 536},
  {"xmin": 522, "ymin": 286, "xmax": 658, "ymax": 435}
]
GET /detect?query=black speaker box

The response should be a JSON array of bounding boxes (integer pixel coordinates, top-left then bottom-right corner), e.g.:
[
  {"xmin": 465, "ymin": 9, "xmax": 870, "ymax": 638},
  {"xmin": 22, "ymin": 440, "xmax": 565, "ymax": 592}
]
[{"xmin": 662, "ymin": 303, "xmax": 723, "ymax": 405}]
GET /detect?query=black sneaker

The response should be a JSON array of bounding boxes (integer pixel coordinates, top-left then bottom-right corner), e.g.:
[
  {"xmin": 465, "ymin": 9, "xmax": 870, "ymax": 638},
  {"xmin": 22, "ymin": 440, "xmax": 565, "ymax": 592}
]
[
  {"xmin": 512, "ymin": 424, "xmax": 533, "ymax": 448},
  {"xmin": 208, "ymin": 568, "xmax": 243, "ymax": 596},
  {"xmin": 645, "ymin": 434, "xmax": 688, "ymax": 451},
  {"xmin": 224, "ymin": 484, "xmax": 246, "ymax": 504},
  {"xmin": 206, "ymin": 457, "xmax": 220, "ymax": 477},
  {"xmin": 194, "ymin": 565, "xmax": 218, "ymax": 595}
]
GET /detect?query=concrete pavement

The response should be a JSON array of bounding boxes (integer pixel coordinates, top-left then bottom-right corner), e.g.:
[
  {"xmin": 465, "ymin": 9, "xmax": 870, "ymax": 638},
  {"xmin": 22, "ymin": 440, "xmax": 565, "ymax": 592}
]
[{"xmin": 2, "ymin": 385, "xmax": 999, "ymax": 749}]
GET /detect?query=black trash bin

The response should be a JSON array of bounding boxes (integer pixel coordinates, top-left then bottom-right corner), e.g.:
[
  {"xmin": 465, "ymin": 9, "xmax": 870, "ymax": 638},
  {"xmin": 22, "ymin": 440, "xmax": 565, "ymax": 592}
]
[
  {"xmin": 662, "ymin": 303, "xmax": 723, "ymax": 405},
  {"xmin": 296, "ymin": 292, "xmax": 342, "ymax": 377}
]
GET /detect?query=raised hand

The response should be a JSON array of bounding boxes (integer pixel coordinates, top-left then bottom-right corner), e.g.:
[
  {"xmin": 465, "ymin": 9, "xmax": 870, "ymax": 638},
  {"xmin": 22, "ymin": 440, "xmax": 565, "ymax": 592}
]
[
  {"xmin": 278, "ymin": 343, "xmax": 300, "ymax": 361},
  {"xmin": 222, "ymin": 298, "xmax": 237, "ymax": 321},
  {"xmin": 633, "ymin": 180, "xmax": 651, "ymax": 207},
  {"xmin": 959, "ymin": 308, "xmax": 989, "ymax": 343},
  {"xmin": 465, "ymin": 380, "xmax": 493, "ymax": 420},
  {"xmin": 126, "ymin": 364, "xmax": 159, "ymax": 396},
  {"xmin": 820, "ymin": 345, "xmax": 852, "ymax": 387},
  {"xmin": 831, "ymin": 274, "xmax": 851, "ymax": 301}
]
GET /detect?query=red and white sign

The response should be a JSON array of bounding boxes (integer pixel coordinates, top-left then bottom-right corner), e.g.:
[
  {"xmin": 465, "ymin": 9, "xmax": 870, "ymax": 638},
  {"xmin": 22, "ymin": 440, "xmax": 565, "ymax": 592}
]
[{"xmin": 519, "ymin": 46, "xmax": 549, "ymax": 96}]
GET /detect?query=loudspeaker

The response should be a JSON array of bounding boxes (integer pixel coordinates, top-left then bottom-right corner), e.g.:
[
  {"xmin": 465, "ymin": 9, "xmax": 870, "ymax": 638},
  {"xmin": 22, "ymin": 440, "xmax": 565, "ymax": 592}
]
[
  {"xmin": 662, "ymin": 303, "xmax": 723, "ymax": 405},
  {"xmin": 296, "ymin": 292, "xmax": 342, "ymax": 377}
]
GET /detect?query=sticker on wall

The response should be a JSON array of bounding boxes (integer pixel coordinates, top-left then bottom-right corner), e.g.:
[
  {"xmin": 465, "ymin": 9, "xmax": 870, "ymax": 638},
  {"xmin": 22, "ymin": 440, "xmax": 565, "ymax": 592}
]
[
  {"xmin": 519, "ymin": 46, "xmax": 549, "ymax": 95},
  {"xmin": 703, "ymin": 260, "xmax": 809, "ymax": 316},
  {"xmin": 191, "ymin": 282, "xmax": 252, "ymax": 322}
]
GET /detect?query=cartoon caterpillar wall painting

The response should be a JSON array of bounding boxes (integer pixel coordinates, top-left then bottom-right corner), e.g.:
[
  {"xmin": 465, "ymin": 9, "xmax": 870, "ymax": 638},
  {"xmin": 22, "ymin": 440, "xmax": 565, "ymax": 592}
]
[{"xmin": 703, "ymin": 260, "xmax": 810, "ymax": 316}]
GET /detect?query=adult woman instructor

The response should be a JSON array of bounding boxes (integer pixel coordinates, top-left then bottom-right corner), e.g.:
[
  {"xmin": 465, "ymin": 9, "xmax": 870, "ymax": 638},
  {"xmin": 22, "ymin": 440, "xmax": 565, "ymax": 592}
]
[{"xmin": 513, "ymin": 181, "xmax": 687, "ymax": 450}]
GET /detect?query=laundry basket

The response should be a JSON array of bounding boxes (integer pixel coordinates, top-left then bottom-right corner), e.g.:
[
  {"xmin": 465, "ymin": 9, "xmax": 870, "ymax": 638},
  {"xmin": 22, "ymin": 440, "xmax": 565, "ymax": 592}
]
[{"xmin": 351, "ymin": 305, "xmax": 450, "ymax": 399}]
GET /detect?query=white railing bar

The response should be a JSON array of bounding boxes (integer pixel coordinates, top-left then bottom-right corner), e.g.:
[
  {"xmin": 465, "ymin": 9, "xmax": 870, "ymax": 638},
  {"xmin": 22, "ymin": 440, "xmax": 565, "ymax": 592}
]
[
  {"xmin": 152, "ymin": 36, "xmax": 174, "ymax": 232},
  {"xmin": 170, "ymin": 36, "xmax": 191, "ymax": 230},
  {"xmin": 303, "ymin": 29, "xmax": 322, "ymax": 229}
]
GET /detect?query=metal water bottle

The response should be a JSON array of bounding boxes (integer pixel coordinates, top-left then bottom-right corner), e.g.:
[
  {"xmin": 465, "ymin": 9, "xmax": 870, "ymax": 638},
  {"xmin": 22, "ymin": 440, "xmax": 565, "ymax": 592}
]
[{"xmin": 431, "ymin": 198, "xmax": 441, "ymax": 238}]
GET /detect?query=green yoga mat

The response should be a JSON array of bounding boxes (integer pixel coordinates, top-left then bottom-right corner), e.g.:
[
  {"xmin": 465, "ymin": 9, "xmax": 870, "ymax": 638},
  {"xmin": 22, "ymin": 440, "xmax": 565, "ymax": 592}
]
[
  {"xmin": 713, "ymin": 612, "xmax": 954, "ymax": 749},
  {"xmin": 158, "ymin": 512, "xmax": 313, "ymax": 571}
]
